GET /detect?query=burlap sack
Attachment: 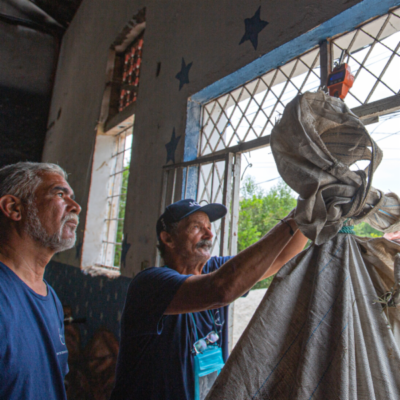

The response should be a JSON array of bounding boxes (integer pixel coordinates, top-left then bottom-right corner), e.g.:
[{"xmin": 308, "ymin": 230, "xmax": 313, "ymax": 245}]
[{"xmin": 206, "ymin": 92, "xmax": 400, "ymax": 400}]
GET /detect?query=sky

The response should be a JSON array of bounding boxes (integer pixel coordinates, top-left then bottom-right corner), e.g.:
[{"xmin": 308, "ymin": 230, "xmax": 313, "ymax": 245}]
[{"xmin": 241, "ymin": 110, "xmax": 400, "ymax": 198}]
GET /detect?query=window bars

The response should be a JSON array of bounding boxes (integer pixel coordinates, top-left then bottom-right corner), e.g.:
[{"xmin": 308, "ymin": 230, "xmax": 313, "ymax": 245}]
[
  {"xmin": 331, "ymin": 7, "xmax": 400, "ymax": 109},
  {"xmin": 98, "ymin": 124, "xmax": 133, "ymax": 269},
  {"xmin": 199, "ymin": 46, "xmax": 321, "ymax": 156},
  {"xmin": 197, "ymin": 161, "xmax": 226, "ymax": 257}
]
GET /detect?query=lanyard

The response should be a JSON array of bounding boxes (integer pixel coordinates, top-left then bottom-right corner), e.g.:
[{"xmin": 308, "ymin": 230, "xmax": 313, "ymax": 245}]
[{"xmin": 189, "ymin": 310, "xmax": 217, "ymax": 347}]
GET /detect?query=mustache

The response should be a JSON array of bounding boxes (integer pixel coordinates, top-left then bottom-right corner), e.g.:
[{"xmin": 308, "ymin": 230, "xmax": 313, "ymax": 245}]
[
  {"xmin": 62, "ymin": 214, "xmax": 79, "ymax": 225},
  {"xmin": 196, "ymin": 240, "xmax": 212, "ymax": 250}
]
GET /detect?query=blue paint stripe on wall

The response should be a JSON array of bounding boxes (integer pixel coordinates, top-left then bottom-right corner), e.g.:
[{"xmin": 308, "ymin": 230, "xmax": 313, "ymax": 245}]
[{"xmin": 184, "ymin": 0, "xmax": 400, "ymax": 162}]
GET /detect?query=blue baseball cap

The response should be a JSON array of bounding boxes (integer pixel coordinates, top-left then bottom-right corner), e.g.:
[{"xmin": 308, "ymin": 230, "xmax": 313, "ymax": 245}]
[{"xmin": 156, "ymin": 199, "xmax": 227, "ymax": 239}]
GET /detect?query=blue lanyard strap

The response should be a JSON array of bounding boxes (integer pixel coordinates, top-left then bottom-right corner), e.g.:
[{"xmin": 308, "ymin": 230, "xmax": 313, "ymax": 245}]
[
  {"xmin": 207, "ymin": 310, "xmax": 217, "ymax": 332},
  {"xmin": 190, "ymin": 313, "xmax": 199, "ymax": 342},
  {"xmin": 189, "ymin": 310, "xmax": 217, "ymax": 345}
]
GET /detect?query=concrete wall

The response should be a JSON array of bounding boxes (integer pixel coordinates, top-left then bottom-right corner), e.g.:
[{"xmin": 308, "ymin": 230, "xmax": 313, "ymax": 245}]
[
  {"xmin": 43, "ymin": 0, "xmax": 364, "ymax": 277},
  {"xmin": 0, "ymin": 20, "xmax": 58, "ymax": 166}
]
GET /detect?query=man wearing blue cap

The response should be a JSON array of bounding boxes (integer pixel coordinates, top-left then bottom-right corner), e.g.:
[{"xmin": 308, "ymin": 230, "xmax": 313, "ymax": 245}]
[{"xmin": 111, "ymin": 199, "xmax": 307, "ymax": 400}]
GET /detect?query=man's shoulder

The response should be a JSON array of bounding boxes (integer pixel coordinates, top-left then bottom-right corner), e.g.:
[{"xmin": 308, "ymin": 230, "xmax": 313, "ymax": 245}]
[
  {"xmin": 0, "ymin": 262, "xmax": 20, "ymax": 298},
  {"xmin": 133, "ymin": 266, "xmax": 180, "ymax": 281},
  {"xmin": 128, "ymin": 266, "xmax": 188, "ymax": 293},
  {"xmin": 46, "ymin": 283, "xmax": 62, "ymax": 305}
]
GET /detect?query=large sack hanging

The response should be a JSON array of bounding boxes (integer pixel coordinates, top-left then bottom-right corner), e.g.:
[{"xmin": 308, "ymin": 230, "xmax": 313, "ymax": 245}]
[{"xmin": 206, "ymin": 91, "xmax": 400, "ymax": 400}]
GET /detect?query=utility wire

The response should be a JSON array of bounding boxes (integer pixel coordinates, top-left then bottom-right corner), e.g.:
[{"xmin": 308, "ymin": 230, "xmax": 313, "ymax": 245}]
[
  {"xmin": 375, "ymin": 131, "xmax": 400, "ymax": 142},
  {"xmin": 253, "ymin": 176, "xmax": 281, "ymax": 186}
]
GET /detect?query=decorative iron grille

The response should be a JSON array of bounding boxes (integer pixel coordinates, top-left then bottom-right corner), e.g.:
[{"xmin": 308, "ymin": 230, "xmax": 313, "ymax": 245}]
[
  {"xmin": 119, "ymin": 34, "xmax": 144, "ymax": 112},
  {"xmin": 98, "ymin": 124, "xmax": 133, "ymax": 269},
  {"xmin": 331, "ymin": 7, "xmax": 400, "ymax": 109},
  {"xmin": 199, "ymin": 46, "xmax": 321, "ymax": 156}
]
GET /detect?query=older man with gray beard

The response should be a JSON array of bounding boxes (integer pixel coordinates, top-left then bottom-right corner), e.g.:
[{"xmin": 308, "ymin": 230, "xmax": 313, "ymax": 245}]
[
  {"xmin": 0, "ymin": 162, "xmax": 81, "ymax": 400},
  {"xmin": 111, "ymin": 199, "xmax": 308, "ymax": 400}
]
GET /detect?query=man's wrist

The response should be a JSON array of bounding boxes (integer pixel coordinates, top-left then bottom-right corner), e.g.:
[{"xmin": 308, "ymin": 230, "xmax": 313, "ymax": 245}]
[{"xmin": 280, "ymin": 217, "xmax": 298, "ymax": 236}]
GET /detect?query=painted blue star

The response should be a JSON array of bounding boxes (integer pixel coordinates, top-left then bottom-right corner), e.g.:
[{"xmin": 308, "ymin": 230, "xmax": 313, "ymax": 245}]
[
  {"xmin": 175, "ymin": 58, "xmax": 193, "ymax": 90},
  {"xmin": 165, "ymin": 128, "xmax": 181, "ymax": 164},
  {"xmin": 121, "ymin": 234, "xmax": 131, "ymax": 268},
  {"xmin": 75, "ymin": 241, "xmax": 82, "ymax": 260},
  {"xmin": 239, "ymin": 6, "xmax": 269, "ymax": 50}
]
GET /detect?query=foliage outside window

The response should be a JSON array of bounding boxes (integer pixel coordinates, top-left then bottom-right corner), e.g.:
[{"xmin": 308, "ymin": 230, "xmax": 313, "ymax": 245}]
[
  {"xmin": 114, "ymin": 165, "xmax": 130, "ymax": 266},
  {"xmin": 98, "ymin": 128, "xmax": 132, "ymax": 270},
  {"xmin": 239, "ymin": 176, "xmax": 383, "ymax": 290}
]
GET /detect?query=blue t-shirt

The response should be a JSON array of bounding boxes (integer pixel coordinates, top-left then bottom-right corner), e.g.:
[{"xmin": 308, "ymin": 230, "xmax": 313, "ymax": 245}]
[
  {"xmin": 0, "ymin": 262, "xmax": 68, "ymax": 400},
  {"xmin": 111, "ymin": 256, "xmax": 232, "ymax": 400}
]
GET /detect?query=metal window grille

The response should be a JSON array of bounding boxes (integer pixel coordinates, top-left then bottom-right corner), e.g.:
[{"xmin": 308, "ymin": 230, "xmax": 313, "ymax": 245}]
[
  {"xmin": 199, "ymin": 46, "xmax": 321, "ymax": 156},
  {"xmin": 119, "ymin": 34, "xmax": 144, "ymax": 112},
  {"xmin": 98, "ymin": 124, "xmax": 133, "ymax": 269},
  {"xmin": 196, "ymin": 160, "xmax": 226, "ymax": 256},
  {"xmin": 331, "ymin": 7, "xmax": 400, "ymax": 109}
]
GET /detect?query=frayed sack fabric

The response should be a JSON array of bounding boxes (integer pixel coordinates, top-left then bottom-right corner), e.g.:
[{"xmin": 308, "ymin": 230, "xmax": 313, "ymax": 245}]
[{"xmin": 206, "ymin": 91, "xmax": 400, "ymax": 400}]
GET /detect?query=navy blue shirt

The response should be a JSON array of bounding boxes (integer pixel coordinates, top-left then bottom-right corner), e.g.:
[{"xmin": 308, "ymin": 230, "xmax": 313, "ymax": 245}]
[
  {"xmin": 0, "ymin": 262, "xmax": 68, "ymax": 400},
  {"xmin": 111, "ymin": 256, "xmax": 232, "ymax": 400}
]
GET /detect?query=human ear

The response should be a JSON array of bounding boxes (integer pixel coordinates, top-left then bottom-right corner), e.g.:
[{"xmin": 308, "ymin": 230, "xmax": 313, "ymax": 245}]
[
  {"xmin": 0, "ymin": 195, "xmax": 23, "ymax": 222},
  {"xmin": 160, "ymin": 231, "xmax": 175, "ymax": 249}
]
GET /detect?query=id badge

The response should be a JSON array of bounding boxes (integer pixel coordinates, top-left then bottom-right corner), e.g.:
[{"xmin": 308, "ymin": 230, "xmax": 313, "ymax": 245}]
[{"xmin": 193, "ymin": 346, "xmax": 225, "ymax": 400}]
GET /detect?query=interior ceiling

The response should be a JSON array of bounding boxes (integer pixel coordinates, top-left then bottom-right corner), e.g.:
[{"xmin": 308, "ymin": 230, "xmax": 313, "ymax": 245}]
[
  {"xmin": 1, "ymin": 0, "xmax": 83, "ymax": 31},
  {"xmin": 30, "ymin": 0, "xmax": 82, "ymax": 28}
]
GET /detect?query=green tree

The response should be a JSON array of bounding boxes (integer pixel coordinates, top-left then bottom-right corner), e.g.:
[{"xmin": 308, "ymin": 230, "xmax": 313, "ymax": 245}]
[
  {"xmin": 238, "ymin": 177, "xmax": 296, "ymax": 252},
  {"xmin": 114, "ymin": 165, "xmax": 130, "ymax": 266},
  {"xmin": 353, "ymin": 221, "xmax": 383, "ymax": 238},
  {"xmin": 238, "ymin": 176, "xmax": 384, "ymax": 290},
  {"xmin": 238, "ymin": 177, "xmax": 297, "ymax": 290}
]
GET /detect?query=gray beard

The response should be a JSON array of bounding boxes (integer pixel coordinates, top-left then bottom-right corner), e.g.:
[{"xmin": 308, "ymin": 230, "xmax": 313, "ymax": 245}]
[{"xmin": 25, "ymin": 202, "xmax": 77, "ymax": 253}]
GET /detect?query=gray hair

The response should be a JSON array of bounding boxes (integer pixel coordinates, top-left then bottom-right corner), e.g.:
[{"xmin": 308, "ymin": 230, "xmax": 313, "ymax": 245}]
[{"xmin": 0, "ymin": 162, "xmax": 67, "ymax": 202}]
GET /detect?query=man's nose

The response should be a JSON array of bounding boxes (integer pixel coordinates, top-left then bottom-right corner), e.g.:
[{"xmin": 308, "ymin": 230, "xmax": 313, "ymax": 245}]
[
  {"xmin": 203, "ymin": 226, "xmax": 213, "ymax": 239},
  {"xmin": 67, "ymin": 197, "xmax": 82, "ymax": 215}
]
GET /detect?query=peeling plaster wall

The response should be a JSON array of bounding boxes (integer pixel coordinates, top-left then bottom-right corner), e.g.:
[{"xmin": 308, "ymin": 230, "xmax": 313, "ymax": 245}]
[{"xmin": 43, "ymin": 0, "xmax": 364, "ymax": 277}]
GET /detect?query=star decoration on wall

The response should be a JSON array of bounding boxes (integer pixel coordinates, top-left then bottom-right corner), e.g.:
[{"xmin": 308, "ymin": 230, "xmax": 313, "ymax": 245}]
[
  {"xmin": 175, "ymin": 58, "xmax": 193, "ymax": 90},
  {"xmin": 165, "ymin": 128, "xmax": 181, "ymax": 164},
  {"xmin": 239, "ymin": 6, "xmax": 269, "ymax": 50},
  {"xmin": 75, "ymin": 241, "xmax": 82, "ymax": 260},
  {"xmin": 121, "ymin": 234, "xmax": 131, "ymax": 268}
]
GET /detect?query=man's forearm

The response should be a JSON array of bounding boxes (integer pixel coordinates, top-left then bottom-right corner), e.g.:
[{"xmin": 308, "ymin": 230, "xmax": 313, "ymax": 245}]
[
  {"xmin": 211, "ymin": 218, "xmax": 300, "ymax": 304},
  {"xmin": 258, "ymin": 228, "xmax": 307, "ymax": 281}
]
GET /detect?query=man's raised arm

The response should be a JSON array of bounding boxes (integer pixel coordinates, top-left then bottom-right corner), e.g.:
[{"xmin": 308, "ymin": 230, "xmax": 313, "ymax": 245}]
[{"xmin": 165, "ymin": 218, "xmax": 307, "ymax": 314}]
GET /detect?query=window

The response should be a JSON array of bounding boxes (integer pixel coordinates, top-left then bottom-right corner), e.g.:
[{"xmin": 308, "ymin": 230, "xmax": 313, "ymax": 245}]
[
  {"xmin": 98, "ymin": 123, "xmax": 133, "ymax": 270},
  {"xmin": 81, "ymin": 9, "xmax": 145, "ymax": 275},
  {"xmin": 119, "ymin": 34, "xmax": 144, "ymax": 112},
  {"xmin": 103, "ymin": 9, "xmax": 145, "ymax": 130}
]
